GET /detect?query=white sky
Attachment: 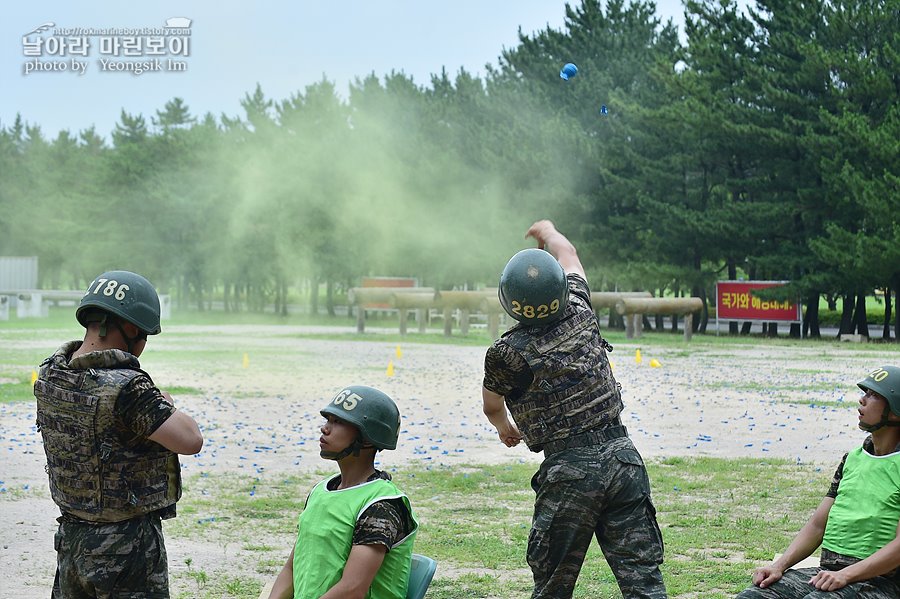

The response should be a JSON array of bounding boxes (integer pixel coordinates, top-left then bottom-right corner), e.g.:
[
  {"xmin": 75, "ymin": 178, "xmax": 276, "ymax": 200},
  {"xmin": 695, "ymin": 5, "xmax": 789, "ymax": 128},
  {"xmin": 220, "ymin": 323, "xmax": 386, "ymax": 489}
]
[{"xmin": 2, "ymin": 0, "xmax": 698, "ymax": 141}]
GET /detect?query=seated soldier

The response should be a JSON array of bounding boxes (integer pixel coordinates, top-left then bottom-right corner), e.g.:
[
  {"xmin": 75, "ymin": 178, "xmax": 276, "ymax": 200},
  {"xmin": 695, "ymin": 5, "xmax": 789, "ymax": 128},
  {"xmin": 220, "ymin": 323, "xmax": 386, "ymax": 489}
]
[
  {"xmin": 268, "ymin": 385, "xmax": 418, "ymax": 599},
  {"xmin": 736, "ymin": 365, "xmax": 900, "ymax": 598}
]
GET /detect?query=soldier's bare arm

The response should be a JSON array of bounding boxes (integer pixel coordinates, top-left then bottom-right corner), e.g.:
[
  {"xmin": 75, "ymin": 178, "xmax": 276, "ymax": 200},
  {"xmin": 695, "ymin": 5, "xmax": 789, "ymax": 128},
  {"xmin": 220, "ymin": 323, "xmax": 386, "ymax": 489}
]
[
  {"xmin": 525, "ymin": 220, "xmax": 587, "ymax": 280},
  {"xmin": 148, "ymin": 391, "xmax": 203, "ymax": 454},
  {"xmin": 267, "ymin": 548, "xmax": 294, "ymax": 599},
  {"xmin": 752, "ymin": 497, "xmax": 833, "ymax": 588},
  {"xmin": 482, "ymin": 387, "xmax": 522, "ymax": 447},
  {"xmin": 319, "ymin": 544, "xmax": 386, "ymax": 599}
]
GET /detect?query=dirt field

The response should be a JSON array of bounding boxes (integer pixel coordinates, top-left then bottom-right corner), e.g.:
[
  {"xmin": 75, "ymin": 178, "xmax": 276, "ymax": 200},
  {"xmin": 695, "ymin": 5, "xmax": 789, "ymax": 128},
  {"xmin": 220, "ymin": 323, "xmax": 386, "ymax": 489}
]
[{"xmin": 1, "ymin": 323, "xmax": 897, "ymax": 597}]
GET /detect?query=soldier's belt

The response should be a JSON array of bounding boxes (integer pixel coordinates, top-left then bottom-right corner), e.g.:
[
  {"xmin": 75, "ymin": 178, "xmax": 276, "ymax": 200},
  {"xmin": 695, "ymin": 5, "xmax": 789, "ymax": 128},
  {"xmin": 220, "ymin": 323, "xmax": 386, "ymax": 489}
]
[{"xmin": 542, "ymin": 425, "xmax": 628, "ymax": 456}]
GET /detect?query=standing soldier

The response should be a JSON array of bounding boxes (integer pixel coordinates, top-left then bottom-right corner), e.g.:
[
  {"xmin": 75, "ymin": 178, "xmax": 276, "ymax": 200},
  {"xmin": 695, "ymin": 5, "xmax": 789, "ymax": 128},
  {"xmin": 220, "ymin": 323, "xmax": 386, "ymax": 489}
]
[
  {"xmin": 34, "ymin": 270, "xmax": 203, "ymax": 597},
  {"xmin": 482, "ymin": 220, "xmax": 667, "ymax": 599}
]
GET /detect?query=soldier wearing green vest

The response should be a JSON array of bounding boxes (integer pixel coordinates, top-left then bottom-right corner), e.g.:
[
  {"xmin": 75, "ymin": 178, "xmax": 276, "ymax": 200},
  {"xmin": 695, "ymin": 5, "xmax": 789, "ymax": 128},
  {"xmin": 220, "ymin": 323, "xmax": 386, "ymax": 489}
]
[
  {"xmin": 736, "ymin": 365, "xmax": 900, "ymax": 598},
  {"xmin": 268, "ymin": 385, "xmax": 418, "ymax": 599},
  {"xmin": 482, "ymin": 220, "xmax": 667, "ymax": 599},
  {"xmin": 34, "ymin": 270, "xmax": 203, "ymax": 597}
]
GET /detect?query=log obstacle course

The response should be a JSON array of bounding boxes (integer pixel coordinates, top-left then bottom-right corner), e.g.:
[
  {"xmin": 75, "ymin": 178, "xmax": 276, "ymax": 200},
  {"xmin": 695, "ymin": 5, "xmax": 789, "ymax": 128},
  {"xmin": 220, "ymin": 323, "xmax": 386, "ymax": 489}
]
[
  {"xmin": 347, "ymin": 287, "xmax": 505, "ymax": 338},
  {"xmin": 347, "ymin": 287, "xmax": 436, "ymax": 333},
  {"xmin": 434, "ymin": 289, "xmax": 501, "ymax": 338},
  {"xmin": 348, "ymin": 285, "xmax": 702, "ymax": 341},
  {"xmin": 615, "ymin": 297, "xmax": 704, "ymax": 341}
]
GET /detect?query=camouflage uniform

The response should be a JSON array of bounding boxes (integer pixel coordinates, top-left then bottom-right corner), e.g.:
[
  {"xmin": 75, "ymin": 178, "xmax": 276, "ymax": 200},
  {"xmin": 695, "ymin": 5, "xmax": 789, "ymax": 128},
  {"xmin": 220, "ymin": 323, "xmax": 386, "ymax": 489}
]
[
  {"xmin": 735, "ymin": 436, "xmax": 900, "ymax": 599},
  {"xmin": 484, "ymin": 274, "xmax": 667, "ymax": 599},
  {"xmin": 52, "ymin": 514, "xmax": 169, "ymax": 598},
  {"xmin": 35, "ymin": 341, "xmax": 180, "ymax": 598}
]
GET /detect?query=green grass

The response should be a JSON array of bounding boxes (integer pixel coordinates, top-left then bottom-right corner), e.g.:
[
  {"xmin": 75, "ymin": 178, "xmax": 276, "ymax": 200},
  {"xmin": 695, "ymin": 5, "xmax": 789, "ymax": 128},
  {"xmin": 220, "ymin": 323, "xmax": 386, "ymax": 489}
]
[{"xmin": 161, "ymin": 458, "xmax": 830, "ymax": 598}]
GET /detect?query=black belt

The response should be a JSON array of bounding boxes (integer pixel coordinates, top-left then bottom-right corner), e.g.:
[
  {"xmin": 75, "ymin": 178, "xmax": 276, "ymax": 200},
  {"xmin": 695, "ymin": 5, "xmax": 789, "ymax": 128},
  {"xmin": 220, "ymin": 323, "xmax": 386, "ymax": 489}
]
[{"xmin": 542, "ymin": 425, "xmax": 629, "ymax": 456}]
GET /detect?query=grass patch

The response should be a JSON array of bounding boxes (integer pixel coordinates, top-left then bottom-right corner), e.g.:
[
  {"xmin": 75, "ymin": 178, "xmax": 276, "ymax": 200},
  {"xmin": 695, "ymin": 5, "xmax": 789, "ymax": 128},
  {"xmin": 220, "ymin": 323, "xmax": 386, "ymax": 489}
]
[
  {"xmin": 160, "ymin": 458, "xmax": 830, "ymax": 598},
  {"xmin": 0, "ymin": 379, "xmax": 36, "ymax": 404}
]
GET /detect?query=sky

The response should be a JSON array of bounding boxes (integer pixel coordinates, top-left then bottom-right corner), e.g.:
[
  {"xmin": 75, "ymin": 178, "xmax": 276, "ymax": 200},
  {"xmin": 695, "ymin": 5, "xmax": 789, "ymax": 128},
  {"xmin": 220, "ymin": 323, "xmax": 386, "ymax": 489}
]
[{"xmin": 2, "ymin": 0, "xmax": 699, "ymax": 142}]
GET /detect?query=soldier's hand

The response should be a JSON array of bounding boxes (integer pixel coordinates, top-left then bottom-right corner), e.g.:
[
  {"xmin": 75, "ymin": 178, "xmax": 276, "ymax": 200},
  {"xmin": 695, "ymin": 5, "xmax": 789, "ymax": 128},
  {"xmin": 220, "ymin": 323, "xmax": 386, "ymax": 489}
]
[
  {"xmin": 497, "ymin": 423, "xmax": 523, "ymax": 447},
  {"xmin": 752, "ymin": 565, "xmax": 783, "ymax": 588},
  {"xmin": 808, "ymin": 569, "xmax": 850, "ymax": 591},
  {"xmin": 525, "ymin": 220, "xmax": 557, "ymax": 249}
]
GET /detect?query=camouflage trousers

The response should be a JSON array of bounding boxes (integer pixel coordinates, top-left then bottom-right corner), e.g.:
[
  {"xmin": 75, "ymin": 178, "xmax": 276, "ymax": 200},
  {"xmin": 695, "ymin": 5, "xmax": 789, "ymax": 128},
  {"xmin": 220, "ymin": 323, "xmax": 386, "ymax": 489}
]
[
  {"xmin": 735, "ymin": 567, "xmax": 900, "ymax": 598},
  {"xmin": 52, "ymin": 513, "xmax": 169, "ymax": 598},
  {"xmin": 528, "ymin": 437, "xmax": 667, "ymax": 599}
]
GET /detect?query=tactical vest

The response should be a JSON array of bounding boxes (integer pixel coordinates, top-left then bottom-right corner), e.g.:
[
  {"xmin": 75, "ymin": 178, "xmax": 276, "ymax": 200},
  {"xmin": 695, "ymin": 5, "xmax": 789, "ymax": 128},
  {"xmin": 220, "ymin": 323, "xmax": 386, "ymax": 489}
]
[
  {"xmin": 502, "ymin": 296, "xmax": 623, "ymax": 452},
  {"xmin": 34, "ymin": 342, "xmax": 181, "ymax": 522}
]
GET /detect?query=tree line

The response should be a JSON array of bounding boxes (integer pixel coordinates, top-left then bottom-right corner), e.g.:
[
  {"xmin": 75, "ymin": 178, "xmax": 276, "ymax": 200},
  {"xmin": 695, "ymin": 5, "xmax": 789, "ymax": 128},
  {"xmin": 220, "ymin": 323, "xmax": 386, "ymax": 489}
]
[{"xmin": 0, "ymin": 0, "xmax": 896, "ymax": 339}]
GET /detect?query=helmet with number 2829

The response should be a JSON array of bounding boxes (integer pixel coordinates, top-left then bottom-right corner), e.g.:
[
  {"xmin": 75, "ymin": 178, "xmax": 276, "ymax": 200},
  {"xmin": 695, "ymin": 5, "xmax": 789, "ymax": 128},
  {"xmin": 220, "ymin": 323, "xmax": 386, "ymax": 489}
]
[
  {"xmin": 498, "ymin": 248, "xmax": 569, "ymax": 326},
  {"xmin": 76, "ymin": 270, "xmax": 162, "ymax": 335}
]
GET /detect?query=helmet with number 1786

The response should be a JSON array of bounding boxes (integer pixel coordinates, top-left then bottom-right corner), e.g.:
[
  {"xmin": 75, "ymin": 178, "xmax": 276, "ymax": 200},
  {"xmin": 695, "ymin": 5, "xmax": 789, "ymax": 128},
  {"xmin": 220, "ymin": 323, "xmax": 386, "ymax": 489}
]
[
  {"xmin": 498, "ymin": 248, "xmax": 569, "ymax": 326},
  {"xmin": 76, "ymin": 270, "xmax": 162, "ymax": 335}
]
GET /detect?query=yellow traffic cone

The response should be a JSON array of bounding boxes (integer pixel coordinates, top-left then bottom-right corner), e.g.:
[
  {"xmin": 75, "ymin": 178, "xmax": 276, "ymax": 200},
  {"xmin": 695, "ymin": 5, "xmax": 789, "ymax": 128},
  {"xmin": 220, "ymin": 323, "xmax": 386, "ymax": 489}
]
[
  {"xmin": 635, "ymin": 349, "xmax": 642, "ymax": 364},
  {"xmin": 396, "ymin": 345, "xmax": 403, "ymax": 359},
  {"xmin": 31, "ymin": 370, "xmax": 38, "ymax": 385},
  {"xmin": 650, "ymin": 358, "xmax": 661, "ymax": 368},
  {"xmin": 386, "ymin": 361, "xmax": 394, "ymax": 377},
  {"xmin": 242, "ymin": 353, "xmax": 249, "ymax": 368},
  {"xmin": 609, "ymin": 360, "xmax": 616, "ymax": 371}
]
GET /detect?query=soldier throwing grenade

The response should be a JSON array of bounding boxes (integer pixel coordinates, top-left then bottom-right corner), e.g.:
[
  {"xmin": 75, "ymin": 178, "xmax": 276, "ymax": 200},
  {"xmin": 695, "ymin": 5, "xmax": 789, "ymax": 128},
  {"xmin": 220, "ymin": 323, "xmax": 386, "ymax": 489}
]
[{"xmin": 481, "ymin": 220, "xmax": 667, "ymax": 599}]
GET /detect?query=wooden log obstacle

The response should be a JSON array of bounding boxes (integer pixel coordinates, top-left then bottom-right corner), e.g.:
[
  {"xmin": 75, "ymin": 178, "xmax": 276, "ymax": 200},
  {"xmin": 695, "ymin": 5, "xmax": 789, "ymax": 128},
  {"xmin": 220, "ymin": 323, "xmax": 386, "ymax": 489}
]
[
  {"xmin": 614, "ymin": 297, "xmax": 703, "ymax": 341},
  {"xmin": 347, "ymin": 287, "xmax": 436, "ymax": 333},
  {"xmin": 434, "ymin": 289, "xmax": 501, "ymax": 338}
]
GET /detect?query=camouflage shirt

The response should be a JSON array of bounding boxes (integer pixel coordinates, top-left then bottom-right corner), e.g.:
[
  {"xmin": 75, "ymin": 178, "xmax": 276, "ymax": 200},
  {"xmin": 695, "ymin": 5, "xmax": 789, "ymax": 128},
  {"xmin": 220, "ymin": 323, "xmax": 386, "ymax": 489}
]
[{"xmin": 325, "ymin": 470, "xmax": 413, "ymax": 550}]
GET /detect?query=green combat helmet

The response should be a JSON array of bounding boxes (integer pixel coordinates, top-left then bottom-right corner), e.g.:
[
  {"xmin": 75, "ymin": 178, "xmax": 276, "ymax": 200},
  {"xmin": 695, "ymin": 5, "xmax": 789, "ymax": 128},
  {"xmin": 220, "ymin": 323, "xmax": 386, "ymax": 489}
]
[
  {"xmin": 499, "ymin": 248, "xmax": 569, "ymax": 325},
  {"xmin": 857, "ymin": 365, "xmax": 900, "ymax": 431},
  {"xmin": 320, "ymin": 385, "xmax": 401, "ymax": 459},
  {"xmin": 76, "ymin": 270, "xmax": 162, "ymax": 335}
]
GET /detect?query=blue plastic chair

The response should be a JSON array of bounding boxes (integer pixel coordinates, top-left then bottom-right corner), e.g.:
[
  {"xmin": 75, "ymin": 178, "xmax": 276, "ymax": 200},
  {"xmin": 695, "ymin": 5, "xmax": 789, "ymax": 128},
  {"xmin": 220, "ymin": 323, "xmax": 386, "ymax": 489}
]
[{"xmin": 406, "ymin": 553, "xmax": 437, "ymax": 599}]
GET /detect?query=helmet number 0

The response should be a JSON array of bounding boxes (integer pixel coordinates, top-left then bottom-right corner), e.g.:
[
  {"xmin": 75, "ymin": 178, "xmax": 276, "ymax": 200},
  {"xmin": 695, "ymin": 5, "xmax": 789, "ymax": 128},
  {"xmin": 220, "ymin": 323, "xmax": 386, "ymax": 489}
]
[
  {"xmin": 86, "ymin": 278, "xmax": 130, "ymax": 301},
  {"xmin": 870, "ymin": 368, "xmax": 889, "ymax": 382},
  {"xmin": 333, "ymin": 389, "xmax": 362, "ymax": 410},
  {"xmin": 510, "ymin": 298, "xmax": 560, "ymax": 319}
]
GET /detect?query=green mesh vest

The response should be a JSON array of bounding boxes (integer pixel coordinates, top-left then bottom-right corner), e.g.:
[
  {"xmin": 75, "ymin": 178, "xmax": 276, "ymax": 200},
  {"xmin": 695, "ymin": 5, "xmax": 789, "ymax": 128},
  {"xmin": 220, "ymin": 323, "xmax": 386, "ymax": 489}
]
[
  {"xmin": 502, "ymin": 291, "xmax": 623, "ymax": 452},
  {"xmin": 292, "ymin": 475, "xmax": 417, "ymax": 599},
  {"xmin": 34, "ymin": 341, "xmax": 181, "ymax": 522},
  {"xmin": 823, "ymin": 446, "xmax": 900, "ymax": 559}
]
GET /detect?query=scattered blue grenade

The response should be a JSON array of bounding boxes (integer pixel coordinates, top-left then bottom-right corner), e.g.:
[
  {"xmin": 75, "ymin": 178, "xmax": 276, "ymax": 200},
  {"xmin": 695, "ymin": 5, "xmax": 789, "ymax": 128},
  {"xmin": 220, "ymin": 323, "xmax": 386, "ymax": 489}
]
[{"xmin": 560, "ymin": 62, "xmax": 578, "ymax": 80}]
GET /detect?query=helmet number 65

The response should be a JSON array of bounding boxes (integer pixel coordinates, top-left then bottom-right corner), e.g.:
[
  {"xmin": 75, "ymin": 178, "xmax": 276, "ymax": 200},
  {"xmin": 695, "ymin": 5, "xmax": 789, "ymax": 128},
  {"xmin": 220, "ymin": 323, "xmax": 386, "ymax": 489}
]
[{"xmin": 333, "ymin": 390, "xmax": 363, "ymax": 410}]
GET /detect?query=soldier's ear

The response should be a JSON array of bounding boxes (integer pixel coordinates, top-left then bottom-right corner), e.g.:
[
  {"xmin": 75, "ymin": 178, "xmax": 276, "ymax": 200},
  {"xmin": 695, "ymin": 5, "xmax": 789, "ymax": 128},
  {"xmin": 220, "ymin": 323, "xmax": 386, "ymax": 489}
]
[{"xmin": 122, "ymin": 321, "xmax": 142, "ymax": 338}]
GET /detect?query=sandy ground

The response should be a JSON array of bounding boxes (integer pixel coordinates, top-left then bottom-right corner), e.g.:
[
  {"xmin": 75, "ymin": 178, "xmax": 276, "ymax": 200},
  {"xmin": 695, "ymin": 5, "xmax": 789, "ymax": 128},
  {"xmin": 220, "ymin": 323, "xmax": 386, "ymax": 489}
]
[{"xmin": 1, "ymin": 323, "xmax": 897, "ymax": 597}]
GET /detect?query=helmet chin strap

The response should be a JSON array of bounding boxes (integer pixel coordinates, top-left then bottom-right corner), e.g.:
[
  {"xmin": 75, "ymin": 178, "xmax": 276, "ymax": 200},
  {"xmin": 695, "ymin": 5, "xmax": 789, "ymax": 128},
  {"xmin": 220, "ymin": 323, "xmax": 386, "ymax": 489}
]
[
  {"xmin": 859, "ymin": 404, "xmax": 900, "ymax": 432},
  {"xmin": 112, "ymin": 320, "xmax": 145, "ymax": 355},
  {"xmin": 320, "ymin": 436, "xmax": 367, "ymax": 461}
]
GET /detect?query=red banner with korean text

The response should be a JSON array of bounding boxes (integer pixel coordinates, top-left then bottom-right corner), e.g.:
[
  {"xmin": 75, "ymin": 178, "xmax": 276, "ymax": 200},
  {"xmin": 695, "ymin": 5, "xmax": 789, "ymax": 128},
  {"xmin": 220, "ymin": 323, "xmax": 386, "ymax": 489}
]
[{"xmin": 716, "ymin": 281, "xmax": 802, "ymax": 322}]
